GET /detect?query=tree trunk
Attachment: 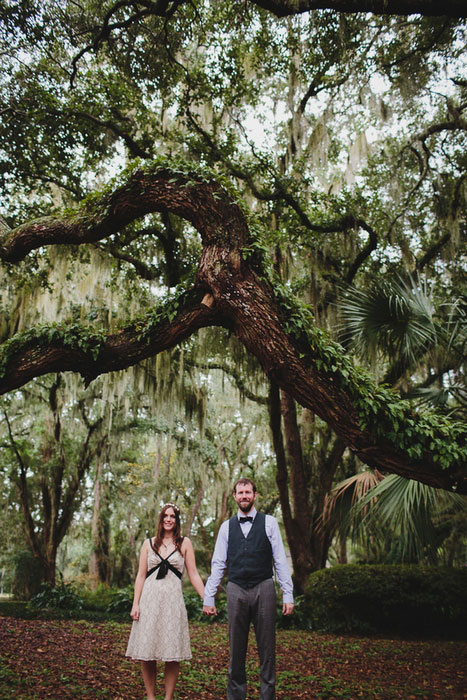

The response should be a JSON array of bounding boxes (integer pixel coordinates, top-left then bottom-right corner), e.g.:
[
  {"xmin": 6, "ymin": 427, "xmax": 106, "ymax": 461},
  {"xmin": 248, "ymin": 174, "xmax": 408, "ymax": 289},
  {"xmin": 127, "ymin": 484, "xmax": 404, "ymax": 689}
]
[
  {"xmin": 42, "ymin": 546, "xmax": 58, "ymax": 587},
  {"xmin": 337, "ymin": 536, "xmax": 348, "ymax": 564},
  {"xmin": 89, "ymin": 460, "xmax": 110, "ymax": 588},
  {"xmin": 185, "ymin": 482, "xmax": 204, "ymax": 536},
  {"xmin": 269, "ymin": 382, "xmax": 345, "ymax": 590}
]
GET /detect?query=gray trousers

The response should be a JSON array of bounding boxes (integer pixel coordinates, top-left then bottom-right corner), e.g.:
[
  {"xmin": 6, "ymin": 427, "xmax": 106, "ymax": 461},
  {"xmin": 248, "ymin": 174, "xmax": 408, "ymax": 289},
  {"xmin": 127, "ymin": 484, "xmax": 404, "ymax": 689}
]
[{"xmin": 226, "ymin": 578, "xmax": 276, "ymax": 700}]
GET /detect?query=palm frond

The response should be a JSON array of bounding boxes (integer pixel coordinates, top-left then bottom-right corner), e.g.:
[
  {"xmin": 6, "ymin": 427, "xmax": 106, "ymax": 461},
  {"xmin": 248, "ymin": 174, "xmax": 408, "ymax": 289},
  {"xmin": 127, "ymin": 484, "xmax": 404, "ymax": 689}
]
[
  {"xmin": 353, "ymin": 474, "xmax": 467, "ymax": 563},
  {"xmin": 319, "ymin": 470, "xmax": 383, "ymax": 539},
  {"xmin": 337, "ymin": 275, "xmax": 437, "ymax": 372}
]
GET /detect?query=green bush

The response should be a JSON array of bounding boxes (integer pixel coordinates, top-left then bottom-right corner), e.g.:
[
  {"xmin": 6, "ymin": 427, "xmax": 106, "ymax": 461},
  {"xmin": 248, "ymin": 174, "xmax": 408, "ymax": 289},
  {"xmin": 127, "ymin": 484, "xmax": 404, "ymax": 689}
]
[
  {"xmin": 304, "ymin": 564, "xmax": 467, "ymax": 636},
  {"xmin": 28, "ymin": 582, "xmax": 83, "ymax": 611},
  {"xmin": 10, "ymin": 549, "xmax": 43, "ymax": 600},
  {"xmin": 81, "ymin": 583, "xmax": 125, "ymax": 612},
  {"xmin": 106, "ymin": 585, "xmax": 133, "ymax": 614},
  {"xmin": 182, "ymin": 589, "xmax": 228, "ymax": 623}
]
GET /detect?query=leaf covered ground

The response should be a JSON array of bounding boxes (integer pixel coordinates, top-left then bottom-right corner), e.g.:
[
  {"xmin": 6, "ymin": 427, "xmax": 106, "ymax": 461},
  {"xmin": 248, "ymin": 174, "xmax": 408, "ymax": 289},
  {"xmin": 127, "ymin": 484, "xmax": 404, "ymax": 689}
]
[{"xmin": 0, "ymin": 616, "xmax": 466, "ymax": 699}]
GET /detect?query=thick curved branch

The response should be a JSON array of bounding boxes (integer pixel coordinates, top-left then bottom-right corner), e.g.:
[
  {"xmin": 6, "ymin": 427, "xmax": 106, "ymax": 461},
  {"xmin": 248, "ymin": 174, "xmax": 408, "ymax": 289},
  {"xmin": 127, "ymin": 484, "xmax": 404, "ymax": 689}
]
[
  {"xmin": 0, "ymin": 290, "xmax": 221, "ymax": 394},
  {"xmin": 248, "ymin": 0, "xmax": 467, "ymax": 18},
  {"xmin": 410, "ymin": 119, "xmax": 467, "ymax": 146},
  {"xmin": 346, "ymin": 220, "xmax": 378, "ymax": 283},
  {"xmin": 94, "ymin": 241, "xmax": 161, "ymax": 280},
  {"xmin": 1, "ymin": 166, "xmax": 466, "ymax": 493},
  {"xmin": 416, "ymin": 233, "xmax": 451, "ymax": 271},
  {"xmin": 0, "ymin": 166, "xmax": 249, "ymax": 263}
]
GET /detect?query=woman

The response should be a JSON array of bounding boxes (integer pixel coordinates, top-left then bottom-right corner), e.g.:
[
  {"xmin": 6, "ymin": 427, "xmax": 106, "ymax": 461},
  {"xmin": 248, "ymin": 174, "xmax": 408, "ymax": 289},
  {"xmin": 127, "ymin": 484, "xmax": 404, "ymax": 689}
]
[{"xmin": 126, "ymin": 503, "xmax": 205, "ymax": 700}]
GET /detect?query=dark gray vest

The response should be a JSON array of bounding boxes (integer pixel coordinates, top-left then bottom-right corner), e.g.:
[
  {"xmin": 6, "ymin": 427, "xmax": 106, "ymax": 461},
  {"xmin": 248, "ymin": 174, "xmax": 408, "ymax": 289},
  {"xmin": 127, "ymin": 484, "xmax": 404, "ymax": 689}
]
[{"xmin": 227, "ymin": 512, "xmax": 273, "ymax": 589}]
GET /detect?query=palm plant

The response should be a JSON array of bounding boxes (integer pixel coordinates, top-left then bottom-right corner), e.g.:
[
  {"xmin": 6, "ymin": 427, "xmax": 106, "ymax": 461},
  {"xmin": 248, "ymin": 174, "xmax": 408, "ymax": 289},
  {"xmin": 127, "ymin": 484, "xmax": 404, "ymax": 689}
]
[
  {"xmin": 322, "ymin": 471, "xmax": 467, "ymax": 566},
  {"xmin": 352, "ymin": 474, "xmax": 467, "ymax": 565},
  {"xmin": 324, "ymin": 275, "xmax": 467, "ymax": 564},
  {"xmin": 338, "ymin": 275, "xmax": 465, "ymax": 413}
]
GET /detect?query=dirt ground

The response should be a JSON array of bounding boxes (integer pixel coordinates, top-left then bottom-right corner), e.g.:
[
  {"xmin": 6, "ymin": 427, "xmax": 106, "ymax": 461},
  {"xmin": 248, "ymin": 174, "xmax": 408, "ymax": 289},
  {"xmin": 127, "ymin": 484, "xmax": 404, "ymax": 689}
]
[{"xmin": 0, "ymin": 616, "xmax": 466, "ymax": 699}]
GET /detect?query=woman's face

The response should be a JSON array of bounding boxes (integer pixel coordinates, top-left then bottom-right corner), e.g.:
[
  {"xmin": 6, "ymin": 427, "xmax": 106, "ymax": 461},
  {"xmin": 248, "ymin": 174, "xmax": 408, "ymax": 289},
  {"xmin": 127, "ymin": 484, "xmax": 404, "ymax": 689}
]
[{"xmin": 162, "ymin": 507, "xmax": 177, "ymax": 533}]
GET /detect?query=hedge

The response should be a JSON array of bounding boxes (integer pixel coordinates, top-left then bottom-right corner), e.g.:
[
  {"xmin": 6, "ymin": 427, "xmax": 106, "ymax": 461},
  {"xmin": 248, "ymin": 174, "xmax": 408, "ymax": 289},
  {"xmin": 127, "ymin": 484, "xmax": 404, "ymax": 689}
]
[{"xmin": 304, "ymin": 564, "xmax": 467, "ymax": 637}]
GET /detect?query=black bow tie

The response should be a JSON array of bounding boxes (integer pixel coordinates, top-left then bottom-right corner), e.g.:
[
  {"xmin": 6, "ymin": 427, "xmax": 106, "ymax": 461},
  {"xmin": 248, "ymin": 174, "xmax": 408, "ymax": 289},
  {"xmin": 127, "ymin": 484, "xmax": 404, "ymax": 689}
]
[{"xmin": 239, "ymin": 516, "xmax": 253, "ymax": 523}]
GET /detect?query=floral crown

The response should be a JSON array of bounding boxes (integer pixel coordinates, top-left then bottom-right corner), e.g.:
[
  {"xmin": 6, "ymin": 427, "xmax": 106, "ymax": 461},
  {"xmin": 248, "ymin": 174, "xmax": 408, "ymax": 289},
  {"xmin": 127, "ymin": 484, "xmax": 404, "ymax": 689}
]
[{"xmin": 162, "ymin": 502, "xmax": 180, "ymax": 513}]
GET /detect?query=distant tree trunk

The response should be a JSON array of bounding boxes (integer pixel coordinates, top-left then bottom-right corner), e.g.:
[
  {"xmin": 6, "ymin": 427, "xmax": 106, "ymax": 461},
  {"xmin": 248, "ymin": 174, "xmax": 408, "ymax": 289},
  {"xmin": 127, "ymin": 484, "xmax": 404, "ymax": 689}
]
[
  {"xmin": 185, "ymin": 481, "xmax": 204, "ymax": 536},
  {"xmin": 89, "ymin": 459, "xmax": 110, "ymax": 588},
  {"xmin": 196, "ymin": 511, "xmax": 211, "ymax": 551},
  {"xmin": 4, "ymin": 375, "xmax": 103, "ymax": 588},
  {"xmin": 337, "ymin": 536, "xmax": 348, "ymax": 564},
  {"xmin": 269, "ymin": 382, "xmax": 311, "ymax": 592}
]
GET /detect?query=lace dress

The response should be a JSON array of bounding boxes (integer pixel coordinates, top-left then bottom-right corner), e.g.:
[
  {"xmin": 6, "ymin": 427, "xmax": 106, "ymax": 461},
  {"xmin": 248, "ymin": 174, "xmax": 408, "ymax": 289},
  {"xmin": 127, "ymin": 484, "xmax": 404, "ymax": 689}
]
[{"xmin": 125, "ymin": 540, "xmax": 192, "ymax": 662}]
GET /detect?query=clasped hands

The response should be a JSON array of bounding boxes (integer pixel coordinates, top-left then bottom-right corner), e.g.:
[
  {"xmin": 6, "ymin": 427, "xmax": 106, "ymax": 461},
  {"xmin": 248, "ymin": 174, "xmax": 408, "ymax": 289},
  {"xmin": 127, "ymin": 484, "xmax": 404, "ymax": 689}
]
[{"xmin": 202, "ymin": 605, "xmax": 217, "ymax": 616}]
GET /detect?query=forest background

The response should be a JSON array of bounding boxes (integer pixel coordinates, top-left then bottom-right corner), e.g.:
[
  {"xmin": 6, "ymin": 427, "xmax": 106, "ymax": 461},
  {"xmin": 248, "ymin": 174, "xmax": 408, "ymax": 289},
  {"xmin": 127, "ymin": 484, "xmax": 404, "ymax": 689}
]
[{"xmin": 0, "ymin": 0, "xmax": 466, "ymax": 607}]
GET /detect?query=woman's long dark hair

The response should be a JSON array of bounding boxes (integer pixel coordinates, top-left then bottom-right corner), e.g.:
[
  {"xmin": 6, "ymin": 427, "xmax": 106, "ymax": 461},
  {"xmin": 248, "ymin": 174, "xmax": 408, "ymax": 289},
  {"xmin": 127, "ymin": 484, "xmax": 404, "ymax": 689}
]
[{"xmin": 153, "ymin": 504, "xmax": 183, "ymax": 552}]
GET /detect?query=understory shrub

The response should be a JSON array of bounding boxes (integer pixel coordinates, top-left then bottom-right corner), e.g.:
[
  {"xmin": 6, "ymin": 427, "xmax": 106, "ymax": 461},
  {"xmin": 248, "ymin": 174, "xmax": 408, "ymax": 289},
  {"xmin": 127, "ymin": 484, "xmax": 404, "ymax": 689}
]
[
  {"xmin": 276, "ymin": 595, "xmax": 311, "ymax": 630},
  {"xmin": 304, "ymin": 564, "xmax": 467, "ymax": 636},
  {"xmin": 28, "ymin": 582, "xmax": 83, "ymax": 611},
  {"xmin": 80, "ymin": 583, "xmax": 123, "ymax": 612},
  {"xmin": 106, "ymin": 585, "xmax": 133, "ymax": 614},
  {"xmin": 182, "ymin": 589, "xmax": 228, "ymax": 623}
]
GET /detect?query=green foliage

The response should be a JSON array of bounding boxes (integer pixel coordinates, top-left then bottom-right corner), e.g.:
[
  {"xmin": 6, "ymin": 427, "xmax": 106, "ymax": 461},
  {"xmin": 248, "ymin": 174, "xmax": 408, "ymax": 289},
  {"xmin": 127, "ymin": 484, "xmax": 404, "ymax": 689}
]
[
  {"xmin": 0, "ymin": 0, "xmax": 466, "ymax": 593},
  {"xmin": 28, "ymin": 581, "xmax": 84, "ymax": 611},
  {"xmin": 268, "ymin": 269, "xmax": 467, "ymax": 473},
  {"xmin": 304, "ymin": 564, "xmax": 467, "ymax": 636},
  {"xmin": 79, "ymin": 584, "xmax": 125, "ymax": 612},
  {"xmin": 276, "ymin": 595, "xmax": 311, "ymax": 630},
  {"xmin": 105, "ymin": 585, "xmax": 133, "ymax": 614}
]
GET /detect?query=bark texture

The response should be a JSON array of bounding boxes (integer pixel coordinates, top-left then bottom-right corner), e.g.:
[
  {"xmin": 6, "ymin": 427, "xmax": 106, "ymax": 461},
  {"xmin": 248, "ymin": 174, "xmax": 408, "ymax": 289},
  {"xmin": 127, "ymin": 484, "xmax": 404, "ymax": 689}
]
[{"xmin": 248, "ymin": 0, "xmax": 467, "ymax": 18}]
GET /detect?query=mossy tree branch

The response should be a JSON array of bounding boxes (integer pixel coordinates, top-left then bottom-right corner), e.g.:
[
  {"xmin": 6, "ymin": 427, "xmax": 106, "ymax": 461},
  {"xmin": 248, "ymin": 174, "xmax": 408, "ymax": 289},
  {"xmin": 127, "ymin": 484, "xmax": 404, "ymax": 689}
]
[
  {"xmin": 1, "ymin": 162, "xmax": 466, "ymax": 493},
  {"xmin": 248, "ymin": 0, "xmax": 467, "ymax": 19}
]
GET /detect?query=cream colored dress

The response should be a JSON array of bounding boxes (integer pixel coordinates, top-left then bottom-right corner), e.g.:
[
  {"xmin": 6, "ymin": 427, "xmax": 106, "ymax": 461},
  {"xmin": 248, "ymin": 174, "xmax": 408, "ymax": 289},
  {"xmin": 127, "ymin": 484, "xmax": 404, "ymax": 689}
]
[{"xmin": 125, "ymin": 539, "xmax": 191, "ymax": 662}]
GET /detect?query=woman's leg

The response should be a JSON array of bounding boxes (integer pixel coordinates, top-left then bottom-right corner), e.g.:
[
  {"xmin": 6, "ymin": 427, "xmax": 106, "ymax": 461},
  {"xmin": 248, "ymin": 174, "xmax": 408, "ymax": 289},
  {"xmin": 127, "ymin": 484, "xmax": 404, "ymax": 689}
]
[
  {"xmin": 164, "ymin": 661, "xmax": 180, "ymax": 700},
  {"xmin": 141, "ymin": 660, "xmax": 157, "ymax": 700}
]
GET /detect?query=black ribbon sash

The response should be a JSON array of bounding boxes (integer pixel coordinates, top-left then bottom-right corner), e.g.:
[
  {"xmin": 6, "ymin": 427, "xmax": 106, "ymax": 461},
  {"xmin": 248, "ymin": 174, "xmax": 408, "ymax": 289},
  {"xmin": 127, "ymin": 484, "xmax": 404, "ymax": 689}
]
[{"xmin": 146, "ymin": 541, "xmax": 182, "ymax": 580}]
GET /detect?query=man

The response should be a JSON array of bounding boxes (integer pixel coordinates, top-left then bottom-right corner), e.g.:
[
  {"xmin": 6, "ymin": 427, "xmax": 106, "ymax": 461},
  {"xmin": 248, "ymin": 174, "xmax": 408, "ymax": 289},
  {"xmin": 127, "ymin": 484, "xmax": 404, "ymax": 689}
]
[{"xmin": 203, "ymin": 477, "xmax": 294, "ymax": 700}]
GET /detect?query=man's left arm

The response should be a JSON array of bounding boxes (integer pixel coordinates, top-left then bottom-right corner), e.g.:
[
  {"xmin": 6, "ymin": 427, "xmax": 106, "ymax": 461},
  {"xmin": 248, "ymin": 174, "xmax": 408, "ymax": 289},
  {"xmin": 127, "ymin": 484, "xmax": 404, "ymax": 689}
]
[{"xmin": 266, "ymin": 515, "xmax": 294, "ymax": 615}]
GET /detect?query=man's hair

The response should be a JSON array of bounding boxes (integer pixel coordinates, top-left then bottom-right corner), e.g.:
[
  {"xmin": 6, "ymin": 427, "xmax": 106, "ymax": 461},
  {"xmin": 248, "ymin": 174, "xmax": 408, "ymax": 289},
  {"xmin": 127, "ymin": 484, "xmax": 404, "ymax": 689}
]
[{"xmin": 233, "ymin": 477, "xmax": 257, "ymax": 494}]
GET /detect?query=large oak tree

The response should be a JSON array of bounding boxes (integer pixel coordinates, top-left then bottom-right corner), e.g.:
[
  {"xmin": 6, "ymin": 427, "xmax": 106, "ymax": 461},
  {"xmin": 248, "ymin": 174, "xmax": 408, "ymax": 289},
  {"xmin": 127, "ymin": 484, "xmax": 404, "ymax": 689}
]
[{"xmin": 1, "ymin": 1, "xmax": 466, "ymax": 589}]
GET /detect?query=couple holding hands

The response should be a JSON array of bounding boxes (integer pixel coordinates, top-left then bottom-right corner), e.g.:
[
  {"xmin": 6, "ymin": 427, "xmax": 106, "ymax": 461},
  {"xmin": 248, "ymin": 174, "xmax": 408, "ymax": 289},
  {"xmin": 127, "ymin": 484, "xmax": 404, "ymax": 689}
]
[{"xmin": 126, "ymin": 478, "xmax": 294, "ymax": 700}]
